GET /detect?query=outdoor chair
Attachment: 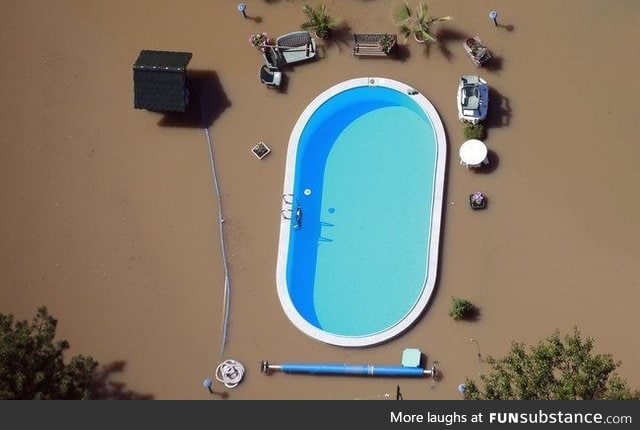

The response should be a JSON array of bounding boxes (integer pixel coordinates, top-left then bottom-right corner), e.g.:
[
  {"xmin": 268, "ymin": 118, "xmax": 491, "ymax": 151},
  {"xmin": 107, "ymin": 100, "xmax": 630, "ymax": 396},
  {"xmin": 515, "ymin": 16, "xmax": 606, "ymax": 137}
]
[
  {"xmin": 274, "ymin": 31, "xmax": 317, "ymax": 65},
  {"xmin": 260, "ymin": 65, "xmax": 282, "ymax": 88},
  {"xmin": 262, "ymin": 47, "xmax": 283, "ymax": 70}
]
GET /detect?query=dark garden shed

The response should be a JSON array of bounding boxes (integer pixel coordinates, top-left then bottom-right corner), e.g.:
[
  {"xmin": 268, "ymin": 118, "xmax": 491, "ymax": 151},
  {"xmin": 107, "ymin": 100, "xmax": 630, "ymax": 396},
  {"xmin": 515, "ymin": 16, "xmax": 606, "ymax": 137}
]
[{"xmin": 133, "ymin": 50, "xmax": 193, "ymax": 112}]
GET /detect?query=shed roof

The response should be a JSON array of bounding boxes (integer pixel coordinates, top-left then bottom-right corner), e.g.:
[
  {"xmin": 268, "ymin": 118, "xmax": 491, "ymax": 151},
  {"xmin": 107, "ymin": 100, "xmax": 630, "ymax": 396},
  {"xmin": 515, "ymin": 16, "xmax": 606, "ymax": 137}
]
[
  {"xmin": 133, "ymin": 50, "xmax": 193, "ymax": 112},
  {"xmin": 134, "ymin": 50, "xmax": 192, "ymax": 72}
]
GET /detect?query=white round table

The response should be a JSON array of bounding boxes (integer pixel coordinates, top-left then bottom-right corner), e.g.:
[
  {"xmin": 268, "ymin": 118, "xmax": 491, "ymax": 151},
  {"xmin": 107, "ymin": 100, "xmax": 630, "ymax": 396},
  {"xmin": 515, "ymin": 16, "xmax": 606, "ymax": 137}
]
[{"xmin": 459, "ymin": 139, "xmax": 488, "ymax": 167}]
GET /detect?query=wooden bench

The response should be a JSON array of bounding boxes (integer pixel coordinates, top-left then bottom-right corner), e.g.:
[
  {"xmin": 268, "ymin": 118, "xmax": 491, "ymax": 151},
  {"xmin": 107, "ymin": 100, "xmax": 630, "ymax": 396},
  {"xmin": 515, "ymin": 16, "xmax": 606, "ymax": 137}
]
[{"xmin": 352, "ymin": 33, "xmax": 397, "ymax": 57}]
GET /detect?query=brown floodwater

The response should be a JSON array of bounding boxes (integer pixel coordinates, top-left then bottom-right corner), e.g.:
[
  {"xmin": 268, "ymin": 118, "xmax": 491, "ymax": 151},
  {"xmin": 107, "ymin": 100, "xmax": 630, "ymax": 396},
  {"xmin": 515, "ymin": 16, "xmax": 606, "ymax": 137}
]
[{"xmin": 1, "ymin": 0, "xmax": 639, "ymax": 400}]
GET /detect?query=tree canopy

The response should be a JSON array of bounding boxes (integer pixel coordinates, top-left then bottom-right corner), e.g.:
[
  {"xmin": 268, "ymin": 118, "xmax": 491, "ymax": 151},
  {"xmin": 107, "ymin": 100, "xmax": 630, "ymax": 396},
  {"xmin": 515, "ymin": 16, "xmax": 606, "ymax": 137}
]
[
  {"xmin": 464, "ymin": 328, "xmax": 638, "ymax": 400},
  {"xmin": 0, "ymin": 306, "xmax": 98, "ymax": 399}
]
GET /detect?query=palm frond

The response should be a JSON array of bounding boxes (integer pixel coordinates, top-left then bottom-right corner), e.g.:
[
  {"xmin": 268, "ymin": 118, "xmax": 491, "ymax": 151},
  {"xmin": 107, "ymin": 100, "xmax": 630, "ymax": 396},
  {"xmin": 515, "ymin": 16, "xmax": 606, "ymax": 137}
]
[
  {"xmin": 419, "ymin": 28, "xmax": 437, "ymax": 42},
  {"xmin": 394, "ymin": 1, "xmax": 412, "ymax": 22},
  {"xmin": 302, "ymin": 4, "xmax": 315, "ymax": 17},
  {"xmin": 300, "ymin": 3, "xmax": 337, "ymax": 32},
  {"xmin": 416, "ymin": 1, "xmax": 427, "ymax": 22},
  {"xmin": 431, "ymin": 15, "xmax": 453, "ymax": 24},
  {"xmin": 300, "ymin": 21, "xmax": 315, "ymax": 31},
  {"xmin": 398, "ymin": 23, "xmax": 412, "ymax": 40}
]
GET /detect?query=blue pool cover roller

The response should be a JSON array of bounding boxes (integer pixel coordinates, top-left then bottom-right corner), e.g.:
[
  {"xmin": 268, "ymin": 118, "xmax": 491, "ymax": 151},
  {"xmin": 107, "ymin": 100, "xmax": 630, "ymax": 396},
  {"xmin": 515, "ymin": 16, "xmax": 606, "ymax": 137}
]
[{"xmin": 260, "ymin": 360, "xmax": 437, "ymax": 378}]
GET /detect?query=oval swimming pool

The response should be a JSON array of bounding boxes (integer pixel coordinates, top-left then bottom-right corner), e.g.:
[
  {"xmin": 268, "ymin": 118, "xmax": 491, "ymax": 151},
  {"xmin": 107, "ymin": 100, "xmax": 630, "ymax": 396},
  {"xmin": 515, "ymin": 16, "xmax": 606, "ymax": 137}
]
[{"xmin": 276, "ymin": 78, "xmax": 446, "ymax": 347}]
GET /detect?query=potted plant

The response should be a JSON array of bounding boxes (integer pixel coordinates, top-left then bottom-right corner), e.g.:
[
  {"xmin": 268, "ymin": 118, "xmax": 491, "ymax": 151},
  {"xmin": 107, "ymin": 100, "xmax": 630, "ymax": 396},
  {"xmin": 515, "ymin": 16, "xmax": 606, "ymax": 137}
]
[
  {"xmin": 394, "ymin": 1, "xmax": 452, "ymax": 45},
  {"xmin": 300, "ymin": 3, "xmax": 338, "ymax": 39},
  {"xmin": 463, "ymin": 122, "xmax": 486, "ymax": 140},
  {"xmin": 251, "ymin": 142, "xmax": 271, "ymax": 160},
  {"xmin": 467, "ymin": 38, "xmax": 484, "ymax": 56},
  {"xmin": 249, "ymin": 32, "xmax": 271, "ymax": 49},
  {"xmin": 378, "ymin": 33, "xmax": 397, "ymax": 55},
  {"xmin": 469, "ymin": 191, "xmax": 487, "ymax": 210},
  {"xmin": 448, "ymin": 297, "xmax": 476, "ymax": 320}
]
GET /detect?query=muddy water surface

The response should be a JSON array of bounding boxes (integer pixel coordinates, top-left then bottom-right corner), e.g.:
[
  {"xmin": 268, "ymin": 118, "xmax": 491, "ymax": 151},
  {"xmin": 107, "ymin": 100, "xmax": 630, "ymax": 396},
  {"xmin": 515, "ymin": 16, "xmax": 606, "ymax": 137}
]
[{"xmin": 1, "ymin": 0, "xmax": 639, "ymax": 399}]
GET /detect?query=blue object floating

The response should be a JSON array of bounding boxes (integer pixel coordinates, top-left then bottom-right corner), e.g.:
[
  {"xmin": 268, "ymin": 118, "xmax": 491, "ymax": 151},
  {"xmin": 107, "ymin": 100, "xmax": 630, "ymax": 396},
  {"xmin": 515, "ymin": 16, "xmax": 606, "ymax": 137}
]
[
  {"xmin": 282, "ymin": 363, "xmax": 426, "ymax": 377},
  {"xmin": 261, "ymin": 360, "xmax": 437, "ymax": 378}
]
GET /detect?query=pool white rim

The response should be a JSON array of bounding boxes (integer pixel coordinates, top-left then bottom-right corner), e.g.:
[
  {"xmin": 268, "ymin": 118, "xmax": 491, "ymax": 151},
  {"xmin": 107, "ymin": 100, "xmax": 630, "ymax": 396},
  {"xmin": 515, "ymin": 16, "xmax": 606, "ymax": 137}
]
[{"xmin": 276, "ymin": 77, "xmax": 447, "ymax": 347}]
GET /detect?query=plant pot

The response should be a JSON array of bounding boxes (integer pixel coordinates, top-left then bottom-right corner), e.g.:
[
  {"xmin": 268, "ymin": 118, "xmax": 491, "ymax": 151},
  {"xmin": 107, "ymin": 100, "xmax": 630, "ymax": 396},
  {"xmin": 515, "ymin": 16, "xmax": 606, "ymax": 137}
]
[
  {"xmin": 413, "ymin": 33, "xmax": 426, "ymax": 44},
  {"xmin": 315, "ymin": 29, "xmax": 331, "ymax": 39},
  {"xmin": 378, "ymin": 38, "xmax": 397, "ymax": 54},
  {"xmin": 251, "ymin": 142, "xmax": 271, "ymax": 160},
  {"xmin": 469, "ymin": 194, "xmax": 487, "ymax": 210}
]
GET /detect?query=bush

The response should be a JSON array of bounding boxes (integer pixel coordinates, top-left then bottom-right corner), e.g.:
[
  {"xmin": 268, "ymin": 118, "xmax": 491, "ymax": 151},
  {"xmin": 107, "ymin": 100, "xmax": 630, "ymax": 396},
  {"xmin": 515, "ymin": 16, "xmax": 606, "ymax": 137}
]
[
  {"xmin": 0, "ymin": 306, "xmax": 98, "ymax": 399},
  {"xmin": 463, "ymin": 328, "xmax": 640, "ymax": 399},
  {"xmin": 449, "ymin": 297, "xmax": 474, "ymax": 320},
  {"xmin": 463, "ymin": 122, "xmax": 485, "ymax": 140}
]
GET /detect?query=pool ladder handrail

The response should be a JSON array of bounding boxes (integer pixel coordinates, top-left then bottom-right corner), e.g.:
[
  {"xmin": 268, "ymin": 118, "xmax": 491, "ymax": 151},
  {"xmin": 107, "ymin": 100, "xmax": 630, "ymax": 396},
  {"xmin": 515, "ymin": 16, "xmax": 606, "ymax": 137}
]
[
  {"xmin": 281, "ymin": 194, "xmax": 301, "ymax": 229},
  {"xmin": 283, "ymin": 193, "xmax": 294, "ymax": 205},
  {"xmin": 281, "ymin": 194, "xmax": 294, "ymax": 219}
]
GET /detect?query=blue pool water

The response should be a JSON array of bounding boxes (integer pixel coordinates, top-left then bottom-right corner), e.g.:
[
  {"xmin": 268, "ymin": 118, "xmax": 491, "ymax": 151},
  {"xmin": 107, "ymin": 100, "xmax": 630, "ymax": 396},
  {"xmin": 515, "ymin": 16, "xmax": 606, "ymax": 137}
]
[{"xmin": 279, "ymin": 80, "xmax": 444, "ymax": 344}]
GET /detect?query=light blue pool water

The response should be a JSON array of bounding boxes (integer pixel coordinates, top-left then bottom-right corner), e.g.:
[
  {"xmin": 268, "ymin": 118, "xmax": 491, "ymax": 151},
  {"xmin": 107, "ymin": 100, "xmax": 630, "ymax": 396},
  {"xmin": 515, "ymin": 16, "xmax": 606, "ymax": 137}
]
[{"xmin": 279, "ymin": 79, "xmax": 444, "ymax": 345}]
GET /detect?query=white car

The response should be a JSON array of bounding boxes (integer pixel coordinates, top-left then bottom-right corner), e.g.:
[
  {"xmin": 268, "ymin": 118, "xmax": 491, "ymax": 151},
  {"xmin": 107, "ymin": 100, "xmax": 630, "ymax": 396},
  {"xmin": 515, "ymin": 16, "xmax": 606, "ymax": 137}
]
[{"xmin": 457, "ymin": 75, "xmax": 489, "ymax": 124}]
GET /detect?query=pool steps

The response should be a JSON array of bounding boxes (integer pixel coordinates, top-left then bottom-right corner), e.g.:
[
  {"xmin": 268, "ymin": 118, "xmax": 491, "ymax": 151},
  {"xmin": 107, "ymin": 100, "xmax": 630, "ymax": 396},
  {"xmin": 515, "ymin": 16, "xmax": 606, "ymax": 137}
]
[{"xmin": 281, "ymin": 193, "xmax": 302, "ymax": 229}]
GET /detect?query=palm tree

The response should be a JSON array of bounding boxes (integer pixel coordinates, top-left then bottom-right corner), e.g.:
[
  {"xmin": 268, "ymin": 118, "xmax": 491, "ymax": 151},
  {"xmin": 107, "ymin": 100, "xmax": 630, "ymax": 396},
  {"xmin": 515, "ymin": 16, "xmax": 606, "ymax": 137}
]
[
  {"xmin": 300, "ymin": 3, "xmax": 338, "ymax": 39},
  {"xmin": 394, "ymin": 1, "xmax": 452, "ymax": 44}
]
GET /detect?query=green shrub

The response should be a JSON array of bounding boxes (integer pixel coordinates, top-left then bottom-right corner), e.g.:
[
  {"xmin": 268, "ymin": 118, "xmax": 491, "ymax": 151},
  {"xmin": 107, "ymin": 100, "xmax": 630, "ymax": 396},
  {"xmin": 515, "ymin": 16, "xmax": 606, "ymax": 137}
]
[
  {"xmin": 449, "ymin": 297, "xmax": 475, "ymax": 320},
  {"xmin": 463, "ymin": 122, "xmax": 485, "ymax": 140}
]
